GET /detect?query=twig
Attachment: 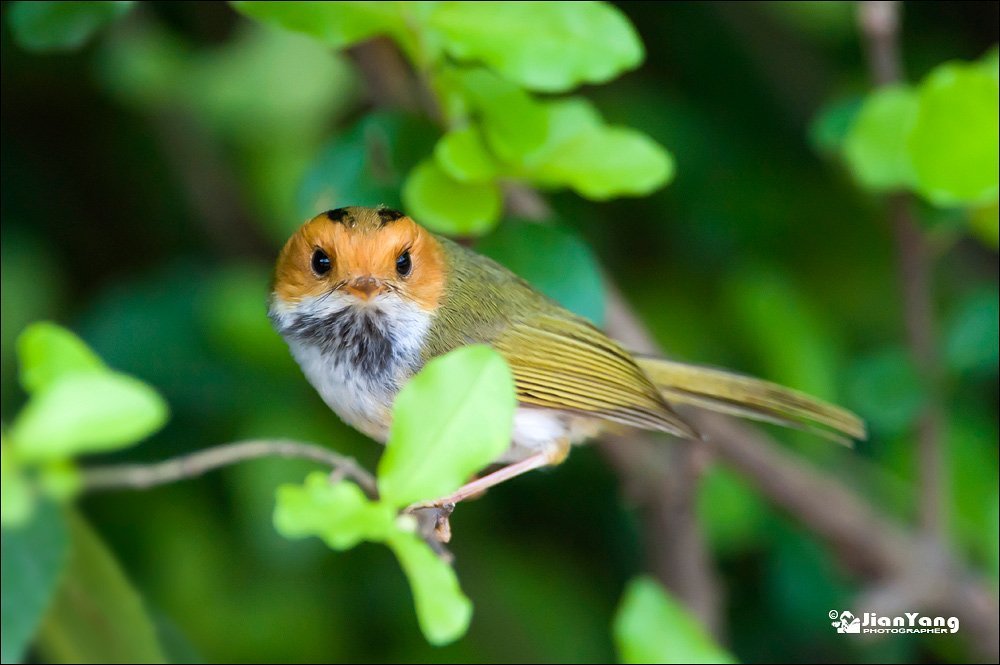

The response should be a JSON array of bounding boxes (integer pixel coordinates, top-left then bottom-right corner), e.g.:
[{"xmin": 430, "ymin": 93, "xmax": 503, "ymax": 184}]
[
  {"xmin": 82, "ymin": 439, "xmax": 378, "ymax": 498},
  {"xmin": 858, "ymin": 0, "xmax": 945, "ymax": 537}
]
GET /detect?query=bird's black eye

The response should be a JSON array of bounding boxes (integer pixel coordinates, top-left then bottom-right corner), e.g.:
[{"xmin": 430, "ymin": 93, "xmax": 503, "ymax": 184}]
[
  {"xmin": 311, "ymin": 249, "xmax": 331, "ymax": 276},
  {"xmin": 396, "ymin": 250, "xmax": 412, "ymax": 277}
]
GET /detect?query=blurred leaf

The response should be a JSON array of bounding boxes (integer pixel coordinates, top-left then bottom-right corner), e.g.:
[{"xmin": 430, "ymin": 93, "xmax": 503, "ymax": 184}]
[
  {"xmin": 846, "ymin": 347, "xmax": 925, "ymax": 436},
  {"xmin": 378, "ymin": 346, "xmax": 516, "ymax": 508},
  {"xmin": 299, "ymin": 111, "xmax": 438, "ymax": 221},
  {"xmin": 36, "ymin": 513, "xmax": 166, "ymax": 663},
  {"xmin": 16, "ymin": 322, "xmax": 106, "ymax": 396},
  {"xmin": 37, "ymin": 462, "xmax": 82, "ymax": 504},
  {"xmin": 433, "ymin": 127, "xmax": 500, "ymax": 183},
  {"xmin": 478, "ymin": 220, "xmax": 607, "ymax": 325},
  {"xmin": 387, "ymin": 530, "xmax": 472, "ymax": 646},
  {"xmin": 524, "ymin": 98, "xmax": 674, "ymax": 199},
  {"xmin": 273, "ymin": 473, "xmax": 396, "ymax": 550},
  {"xmin": 430, "ymin": 1, "xmax": 642, "ymax": 93},
  {"xmin": 908, "ymin": 62, "xmax": 999, "ymax": 207},
  {"xmin": 613, "ymin": 576, "xmax": 736, "ymax": 664},
  {"xmin": 197, "ymin": 264, "xmax": 293, "ymax": 373},
  {"xmin": 969, "ymin": 199, "xmax": 999, "ymax": 250},
  {"xmin": 842, "ymin": 85, "xmax": 918, "ymax": 191},
  {"xmin": 1, "ymin": 439, "xmax": 35, "ymax": 526},
  {"xmin": 230, "ymin": 1, "xmax": 412, "ymax": 52},
  {"xmin": 402, "ymin": 159, "xmax": 502, "ymax": 236},
  {"xmin": 1, "ymin": 503, "xmax": 68, "ymax": 664},
  {"xmin": 808, "ymin": 95, "xmax": 862, "ymax": 155},
  {"xmin": 697, "ymin": 466, "xmax": 770, "ymax": 556},
  {"xmin": 8, "ymin": 1, "xmax": 134, "ymax": 52},
  {"xmin": 10, "ymin": 373, "xmax": 168, "ymax": 462},
  {"xmin": 451, "ymin": 68, "xmax": 549, "ymax": 162},
  {"xmin": 944, "ymin": 288, "xmax": 999, "ymax": 374}
]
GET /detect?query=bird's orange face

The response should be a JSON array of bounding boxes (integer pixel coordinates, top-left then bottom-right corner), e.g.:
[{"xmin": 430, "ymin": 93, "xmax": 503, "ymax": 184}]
[{"xmin": 270, "ymin": 207, "xmax": 446, "ymax": 316}]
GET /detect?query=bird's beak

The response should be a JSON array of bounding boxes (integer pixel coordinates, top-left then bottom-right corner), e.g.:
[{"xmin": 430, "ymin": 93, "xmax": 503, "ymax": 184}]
[{"xmin": 343, "ymin": 276, "xmax": 386, "ymax": 301}]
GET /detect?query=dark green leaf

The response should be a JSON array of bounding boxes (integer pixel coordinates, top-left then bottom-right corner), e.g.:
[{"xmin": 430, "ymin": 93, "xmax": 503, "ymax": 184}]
[
  {"xmin": 16, "ymin": 322, "xmax": 106, "ymax": 395},
  {"xmin": 614, "ymin": 576, "xmax": 737, "ymax": 664},
  {"xmin": 1, "ymin": 503, "xmax": 68, "ymax": 664},
  {"xmin": 8, "ymin": 1, "xmax": 134, "ymax": 52},
  {"xmin": 10, "ymin": 373, "xmax": 169, "ymax": 462},
  {"xmin": 847, "ymin": 347, "xmax": 925, "ymax": 436},
  {"xmin": 478, "ymin": 220, "xmax": 607, "ymax": 325},
  {"xmin": 377, "ymin": 345, "xmax": 516, "ymax": 508},
  {"xmin": 808, "ymin": 95, "xmax": 863, "ymax": 155},
  {"xmin": 430, "ymin": 1, "xmax": 643, "ymax": 93},
  {"xmin": 908, "ymin": 62, "xmax": 999, "ymax": 206},
  {"xmin": 402, "ymin": 159, "xmax": 502, "ymax": 236},
  {"xmin": 944, "ymin": 288, "xmax": 999, "ymax": 374},
  {"xmin": 35, "ymin": 512, "xmax": 166, "ymax": 663}
]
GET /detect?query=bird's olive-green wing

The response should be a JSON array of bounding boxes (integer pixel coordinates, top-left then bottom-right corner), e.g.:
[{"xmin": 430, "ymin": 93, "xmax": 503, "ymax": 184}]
[{"xmin": 494, "ymin": 314, "xmax": 699, "ymax": 438}]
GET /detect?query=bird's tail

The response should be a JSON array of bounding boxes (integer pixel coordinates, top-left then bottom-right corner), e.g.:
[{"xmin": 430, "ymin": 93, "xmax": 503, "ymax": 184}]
[{"xmin": 634, "ymin": 356, "xmax": 866, "ymax": 445}]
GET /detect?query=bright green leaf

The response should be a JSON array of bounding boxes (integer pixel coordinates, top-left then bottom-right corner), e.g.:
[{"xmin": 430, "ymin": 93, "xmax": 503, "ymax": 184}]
[
  {"xmin": 430, "ymin": 1, "xmax": 643, "ymax": 93},
  {"xmin": 273, "ymin": 473, "xmax": 396, "ymax": 550},
  {"xmin": 35, "ymin": 512, "xmax": 167, "ymax": 663},
  {"xmin": 944, "ymin": 288, "xmax": 999, "ymax": 374},
  {"xmin": 524, "ymin": 98, "xmax": 674, "ymax": 199},
  {"xmin": 8, "ymin": 1, "xmax": 134, "ymax": 52},
  {"xmin": 386, "ymin": 530, "xmax": 472, "ymax": 646},
  {"xmin": 38, "ymin": 462, "xmax": 83, "ymax": 503},
  {"xmin": 452, "ymin": 68, "xmax": 549, "ymax": 161},
  {"xmin": 433, "ymin": 126, "xmax": 500, "ymax": 183},
  {"xmin": 1, "ymin": 502, "xmax": 69, "ymax": 664},
  {"xmin": 16, "ymin": 322, "xmax": 106, "ymax": 395},
  {"xmin": 402, "ymin": 159, "xmax": 502, "ymax": 236},
  {"xmin": 230, "ymin": 1, "xmax": 412, "ymax": 51},
  {"xmin": 908, "ymin": 61, "xmax": 999, "ymax": 206},
  {"xmin": 10, "ymin": 373, "xmax": 168, "ymax": 462},
  {"xmin": 614, "ymin": 576, "xmax": 737, "ymax": 664},
  {"xmin": 378, "ymin": 345, "xmax": 516, "ymax": 508},
  {"xmin": 1, "ymin": 439, "xmax": 35, "ymax": 527},
  {"xmin": 478, "ymin": 220, "xmax": 607, "ymax": 324},
  {"xmin": 842, "ymin": 84, "xmax": 918, "ymax": 191},
  {"xmin": 299, "ymin": 111, "xmax": 438, "ymax": 220}
]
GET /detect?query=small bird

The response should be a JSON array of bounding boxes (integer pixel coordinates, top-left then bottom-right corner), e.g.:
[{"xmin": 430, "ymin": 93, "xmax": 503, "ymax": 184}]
[{"xmin": 269, "ymin": 206, "xmax": 865, "ymax": 506}]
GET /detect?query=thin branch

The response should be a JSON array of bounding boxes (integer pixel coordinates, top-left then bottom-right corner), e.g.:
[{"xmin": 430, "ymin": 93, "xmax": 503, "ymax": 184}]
[
  {"xmin": 82, "ymin": 439, "xmax": 378, "ymax": 498},
  {"xmin": 858, "ymin": 0, "xmax": 946, "ymax": 537}
]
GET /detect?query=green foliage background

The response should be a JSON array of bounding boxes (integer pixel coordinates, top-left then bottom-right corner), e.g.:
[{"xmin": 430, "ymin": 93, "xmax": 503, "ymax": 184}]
[{"xmin": 1, "ymin": 1, "xmax": 998, "ymax": 663}]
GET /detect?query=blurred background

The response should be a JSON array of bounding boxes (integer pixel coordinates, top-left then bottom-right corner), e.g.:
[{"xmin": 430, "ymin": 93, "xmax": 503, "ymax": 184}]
[{"xmin": 2, "ymin": 1, "xmax": 997, "ymax": 663}]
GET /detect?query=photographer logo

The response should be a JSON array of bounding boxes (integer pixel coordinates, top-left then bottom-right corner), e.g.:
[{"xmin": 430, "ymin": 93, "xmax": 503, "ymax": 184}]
[{"xmin": 829, "ymin": 610, "xmax": 960, "ymax": 635}]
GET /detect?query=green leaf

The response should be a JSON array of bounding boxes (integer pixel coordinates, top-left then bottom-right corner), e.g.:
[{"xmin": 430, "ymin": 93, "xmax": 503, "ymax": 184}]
[
  {"xmin": 908, "ymin": 61, "xmax": 1000, "ymax": 206},
  {"xmin": 433, "ymin": 126, "xmax": 500, "ymax": 183},
  {"xmin": 524, "ymin": 98, "xmax": 674, "ymax": 199},
  {"xmin": 842, "ymin": 84, "xmax": 919, "ymax": 191},
  {"xmin": 846, "ymin": 347, "xmax": 925, "ymax": 436},
  {"xmin": 430, "ymin": 1, "xmax": 643, "ymax": 93},
  {"xmin": 1, "ymin": 503, "xmax": 69, "ymax": 664},
  {"xmin": 613, "ymin": 576, "xmax": 737, "ymax": 664},
  {"xmin": 16, "ymin": 322, "xmax": 106, "ymax": 395},
  {"xmin": 478, "ymin": 220, "xmax": 607, "ymax": 325},
  {"xmin": 387, "ymin": 530, "xmax": 472, "ymax": 645},
  {"xmin": 299, "ymin": 111, "xmax": 438, "ymax": 220},
  {"xmin": 1, "ymin": 438, "xmax": 35, "ymax": 527},
  {"xmin": 273, "ymin": 473, "xmax": 396, "ymax": 550},
  {"xmin": 10, "ymin": 372, "xmax": 168, "ymax": 462},
  {"xmin": 7, "ymin": 1, "xmax": 134, "ymax": 52},
  {"xmin": 230, "ymin": 1, "xmax": 411, "ymax": 51},
  {"xmin": 402, "ymin": 159, "xmax": 502, "ymax": 236},
  {"xmin": 35, "ymin": 512, "xmax": 167, "ymax": 663},
  {"xmin": 808, "ymin": 95, "xmax": 863, "ymax": 155},
  {"xmin": 377, "ymin": 346, "xmax": 516, "ymax": 508},
  {"xmin": 944, "ymin": 288, "xmax": 999, "ymax": 374},
  {"xmin": 450, "ymin": 68, "xmax": 549, "ymax": 162}
]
